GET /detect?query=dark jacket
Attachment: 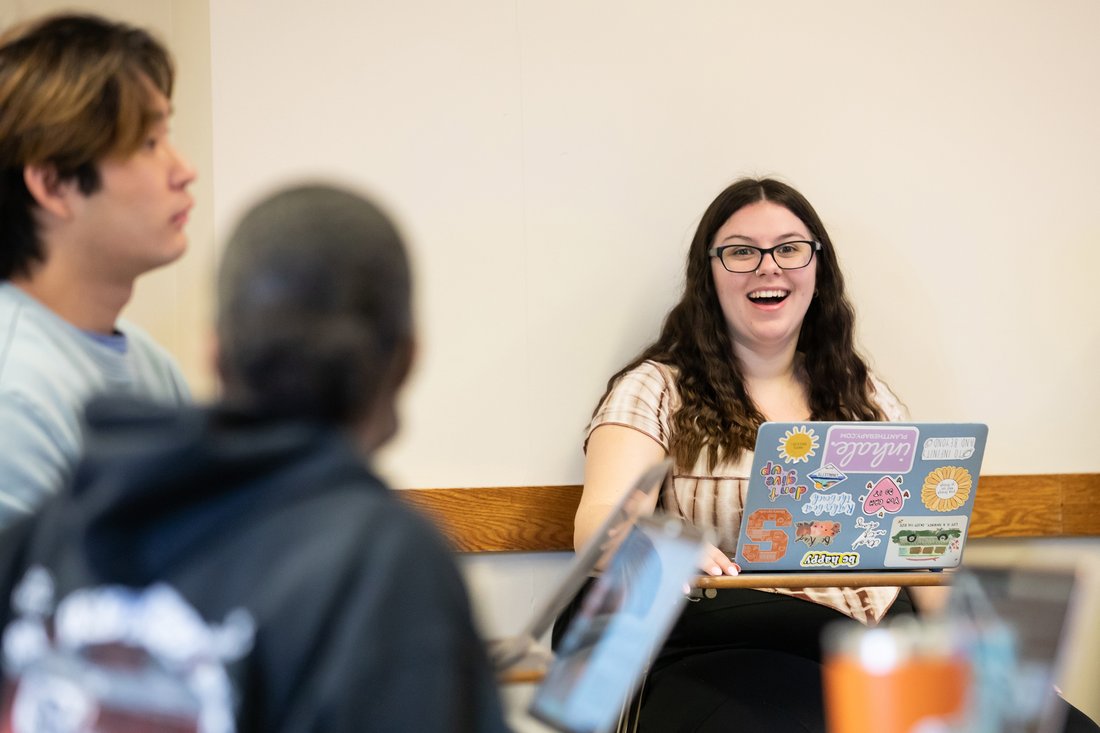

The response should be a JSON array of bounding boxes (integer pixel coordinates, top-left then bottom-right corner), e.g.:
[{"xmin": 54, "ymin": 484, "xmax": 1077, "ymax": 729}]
[{"xmin": 0, "ymin": 398, "xmax": 511, "ymax": 733}]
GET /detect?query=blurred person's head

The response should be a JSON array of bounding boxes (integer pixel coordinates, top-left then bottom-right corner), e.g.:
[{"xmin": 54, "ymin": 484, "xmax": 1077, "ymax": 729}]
[{"xmin": 216, "ymin": 184, "xmax": 415, "ymax": 452}]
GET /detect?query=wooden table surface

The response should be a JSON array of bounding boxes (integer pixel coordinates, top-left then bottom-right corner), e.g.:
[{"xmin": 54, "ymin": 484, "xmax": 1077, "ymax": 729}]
[{"xmin": 693, "ymin": 570, "xmax": 952, "ymax": 589}]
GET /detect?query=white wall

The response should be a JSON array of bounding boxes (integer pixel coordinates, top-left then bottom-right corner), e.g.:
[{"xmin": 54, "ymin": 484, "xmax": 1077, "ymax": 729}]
[{"xmin": 207, "ymin": 0, "xmax": 1100, "ymax": 487}]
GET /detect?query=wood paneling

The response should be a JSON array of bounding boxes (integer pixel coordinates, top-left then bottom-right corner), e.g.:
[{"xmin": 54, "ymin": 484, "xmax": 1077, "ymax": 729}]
[
  {"xmin": 400, "ymin": 484, "xmax": 583, "ymax": 553},
  {"xmin": 400, "ymin": 473, "xmax": 1100, "ymax": 554},
  {"xmin": 1061, "ymin": 474, "xmax": 1100, "ymax": 536},
  {"xmin": 969, "ymin": 474, "xmax": 1065, "ymax": 538}
]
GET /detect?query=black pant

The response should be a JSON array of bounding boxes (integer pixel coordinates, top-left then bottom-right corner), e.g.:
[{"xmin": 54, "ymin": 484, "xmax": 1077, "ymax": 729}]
[
  {"xmin": 637, "ymin": 589, "xmax": 911, "ymax": 733},
  {"xmin": 554, "ymin": 586, "xmax": 1098, "ymax": 733},
  {"xmin": 636, "ymin": 588, "xmax": 1099, "ymax": 733}
]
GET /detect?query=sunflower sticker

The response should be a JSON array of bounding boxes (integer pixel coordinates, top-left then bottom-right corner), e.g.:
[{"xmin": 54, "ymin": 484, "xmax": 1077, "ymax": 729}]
[
  {"xmin": 921, "ymin": 466, "xmax": 972, "ymax": 512},
  {"xmin": 778, "ymin": 426, "xmax": 819, "ymax": 463}
]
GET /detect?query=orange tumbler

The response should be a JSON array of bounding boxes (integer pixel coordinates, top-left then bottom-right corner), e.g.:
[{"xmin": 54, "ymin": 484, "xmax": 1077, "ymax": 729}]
[{"xmin": 822, "ymin": 620, "xmax": 970, "ymax": 733}]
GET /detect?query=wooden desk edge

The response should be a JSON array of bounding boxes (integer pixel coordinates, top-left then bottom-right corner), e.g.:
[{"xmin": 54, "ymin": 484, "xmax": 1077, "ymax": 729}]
[
  {"xmin": 498, "ymin": 667, "xmax": 549, "ymax": 685},
  {"xmin": 693, "ymin": 571, "xmax": 952, "ymax": 589}
]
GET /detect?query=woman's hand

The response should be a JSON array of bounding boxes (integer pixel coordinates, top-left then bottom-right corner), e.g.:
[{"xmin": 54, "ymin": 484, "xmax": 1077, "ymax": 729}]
[{"xmin": 700, "ymin": 542, "xmax": 740, "ymax": 576}]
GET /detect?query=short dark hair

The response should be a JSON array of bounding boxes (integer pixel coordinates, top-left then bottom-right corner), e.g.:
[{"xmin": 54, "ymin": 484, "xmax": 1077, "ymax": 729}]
[
  {"xmin": 216, "ymin": 184, "xmax": 413, "ymax": 424},
  {"xmin": 0, "ymin": 13, "xmax": 174, "ymax": 278}
]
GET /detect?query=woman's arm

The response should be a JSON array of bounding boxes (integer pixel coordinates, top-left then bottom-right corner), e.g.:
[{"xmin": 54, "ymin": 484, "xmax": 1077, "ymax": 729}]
[
  {"xmin": 575, "ymin": 424, "xmax": 664, "ymax": 551},
  {"xmin": 578, "ymin": 425, "xmax": 739, "ymax": 576}
]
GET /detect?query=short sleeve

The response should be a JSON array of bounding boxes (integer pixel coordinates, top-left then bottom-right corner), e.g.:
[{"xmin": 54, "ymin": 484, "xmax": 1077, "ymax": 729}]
[
  {"xmin": 870, "ymin": 374, "xmax": 909, "ymax": 421},
  {"xmin": 0, "ymin": 393, "xmax": 72, "ymax": 522},
  {"xmin": 586, "ymin": 361, "xmax": 676, "ymax": 453}
]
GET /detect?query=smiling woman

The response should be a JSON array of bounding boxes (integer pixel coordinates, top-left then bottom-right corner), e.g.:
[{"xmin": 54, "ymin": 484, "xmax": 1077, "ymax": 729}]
[
  {"xmin": 575, "ymin": 178, "xmax": 893, "ymax": 552},
  {"xmin": 571, "ymin": 177, "xmax": 911, "ymax": 732}
]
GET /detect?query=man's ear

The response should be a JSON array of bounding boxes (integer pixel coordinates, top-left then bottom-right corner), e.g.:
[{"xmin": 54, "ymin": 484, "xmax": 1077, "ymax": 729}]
[
  {"xmin": 208, "ymin": 329, "xmax": 225, "ymax": 399},
  {"xmin": 391, "ymin": 334, "xmax": 417, "ymax": 391},
  {"xmin": 23, "ymin": 164, "xmax": 76, "ymax": 220},
  {"xmin": 355, "ymin": 335, "xmax": 417, "ymax": 454}
]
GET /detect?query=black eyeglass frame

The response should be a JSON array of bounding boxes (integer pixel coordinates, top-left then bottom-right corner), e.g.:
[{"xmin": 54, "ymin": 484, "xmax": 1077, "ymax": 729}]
[{"xmin": 707, "ymin": 240, "xmax": 822, "ymax": 273}]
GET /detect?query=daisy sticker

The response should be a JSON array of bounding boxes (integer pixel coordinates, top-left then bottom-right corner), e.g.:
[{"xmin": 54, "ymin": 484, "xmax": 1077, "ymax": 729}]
[
  {"xmin": 778, "ymin": 426, "xmax": 819, "ymax": 464},
  {"xmin": 921, "ymin": 466, "xmax": 972, "ymax": 512}
]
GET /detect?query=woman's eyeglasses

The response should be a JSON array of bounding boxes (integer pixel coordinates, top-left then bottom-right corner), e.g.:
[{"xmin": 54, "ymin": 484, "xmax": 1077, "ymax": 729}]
[{"xmin": 707, "ymin": 240, "xmax": 821, "ymax": 273}]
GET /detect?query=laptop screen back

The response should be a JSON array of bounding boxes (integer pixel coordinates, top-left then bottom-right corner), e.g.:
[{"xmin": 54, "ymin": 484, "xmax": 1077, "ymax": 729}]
[
  {"xmin": 735, "ymin": 422, "xmax": 988, "ymax": 572},
  {"xmin": 528, "ymin": 515, "xmax": 703, "ymax": 733},
  {"xmin": 517, "ymin": 460, "xmax": 672, "ymax": 644}
]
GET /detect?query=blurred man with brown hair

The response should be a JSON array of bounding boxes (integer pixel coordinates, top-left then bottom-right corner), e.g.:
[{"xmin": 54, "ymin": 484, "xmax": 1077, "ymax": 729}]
[{"xmin": 0, "ymin": 13, "xmax": 193, "ymax": 521}]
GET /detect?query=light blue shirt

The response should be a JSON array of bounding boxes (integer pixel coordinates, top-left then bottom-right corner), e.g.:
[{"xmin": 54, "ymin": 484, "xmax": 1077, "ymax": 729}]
[{"xmin": 0, "ymin": 282, "xmax": 189, "ymax": 523}]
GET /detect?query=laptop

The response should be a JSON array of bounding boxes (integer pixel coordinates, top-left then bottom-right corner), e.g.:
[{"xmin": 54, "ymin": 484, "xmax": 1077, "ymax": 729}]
[
  {"xmin": 487, "ymin": 460, "xmax": 674, "ymax": 672},
  {"xmin": 734, "ymin": 422, "xmax": 988, "ymax": 572},
  {"xmin": 528, "ymin": 514, "xmax": 705, "ymax": 733}
]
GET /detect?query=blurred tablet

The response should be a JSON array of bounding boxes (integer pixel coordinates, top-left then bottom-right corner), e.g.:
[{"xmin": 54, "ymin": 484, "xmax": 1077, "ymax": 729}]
[
  {"xmin": 488, "ymin": 460, "xmax": 673, "ymax": 674},
  {"xmin": 528, "ymin": 514, "xmax": 704, "ymax": 733}
]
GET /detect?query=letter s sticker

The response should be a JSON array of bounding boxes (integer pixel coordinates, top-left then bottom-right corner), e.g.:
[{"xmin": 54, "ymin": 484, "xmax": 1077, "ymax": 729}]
[{"xmin": 741, "ymin": 508, "xmax": 791, "ymax": 562}]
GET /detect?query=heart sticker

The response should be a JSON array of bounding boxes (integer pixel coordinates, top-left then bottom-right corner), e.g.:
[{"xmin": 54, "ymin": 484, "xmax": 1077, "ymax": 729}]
[{"xmin": 861, "ymin": 476, "xmax": 909, "ymax": 518}]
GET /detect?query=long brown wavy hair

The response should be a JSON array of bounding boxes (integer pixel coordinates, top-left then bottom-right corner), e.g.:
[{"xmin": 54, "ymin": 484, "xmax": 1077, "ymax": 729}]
[{"xmin": 597, "ymin": 178, "xmax": 884, "ymax": 470}]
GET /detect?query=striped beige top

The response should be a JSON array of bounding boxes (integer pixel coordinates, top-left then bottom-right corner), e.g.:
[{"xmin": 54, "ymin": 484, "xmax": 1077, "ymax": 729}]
[{"xmin": 586, "ymin": 360, "xmax": 908, "ymax": 625}]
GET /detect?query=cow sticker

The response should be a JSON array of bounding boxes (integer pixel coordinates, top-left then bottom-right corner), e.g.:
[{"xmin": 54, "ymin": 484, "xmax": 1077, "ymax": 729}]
[{"xmin": 794, "ymin": 520, "xmax": 841, "ymax": 547}]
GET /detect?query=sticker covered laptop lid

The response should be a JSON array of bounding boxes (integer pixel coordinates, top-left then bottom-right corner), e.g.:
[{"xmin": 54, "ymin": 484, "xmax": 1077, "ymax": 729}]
[{"xmin": 734, "ymin": 422, "xmax": 988, "ymax": 572}]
